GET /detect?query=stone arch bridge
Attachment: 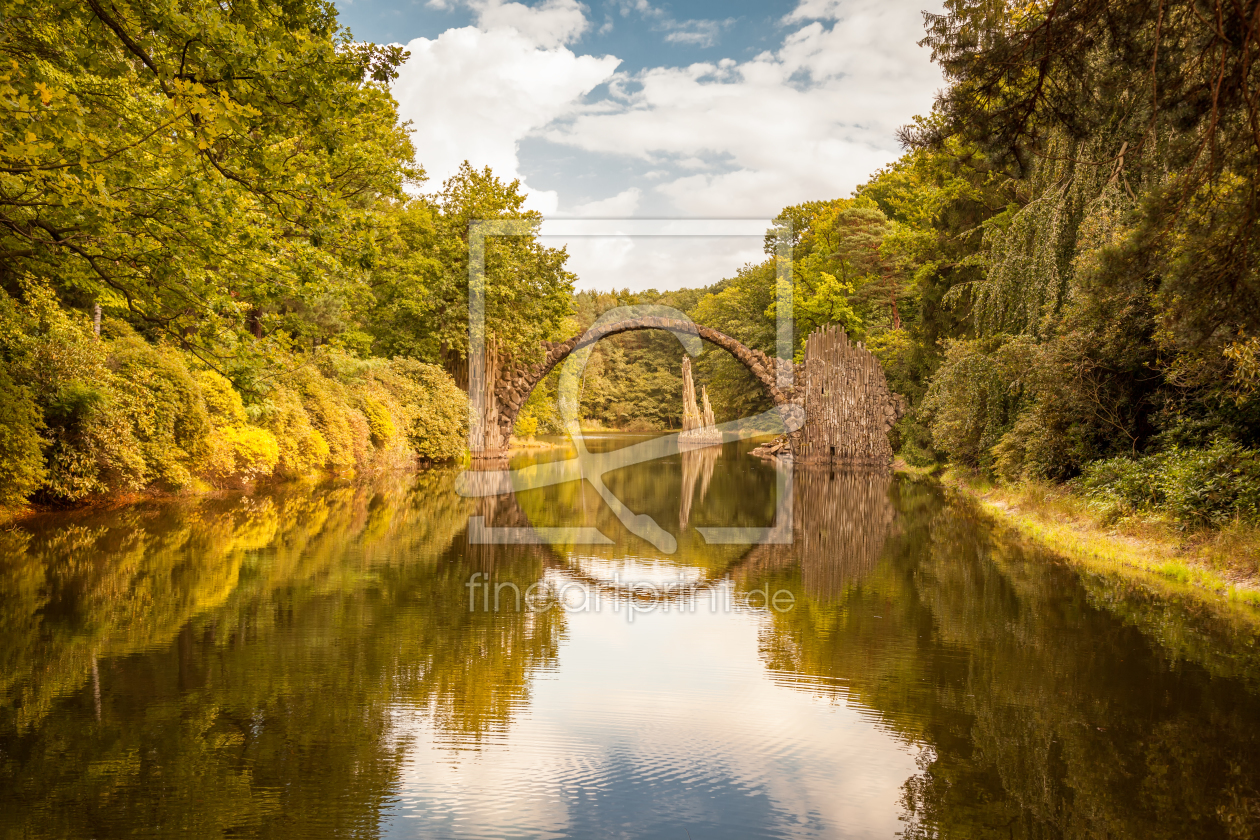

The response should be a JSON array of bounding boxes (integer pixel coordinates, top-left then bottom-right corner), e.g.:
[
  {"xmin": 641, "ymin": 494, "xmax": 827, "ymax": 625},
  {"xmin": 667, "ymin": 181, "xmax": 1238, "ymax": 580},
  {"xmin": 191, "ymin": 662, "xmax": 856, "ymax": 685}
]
[{"xmin": 474, "ymin": 318, "xmax": 903, "ymax": 466}]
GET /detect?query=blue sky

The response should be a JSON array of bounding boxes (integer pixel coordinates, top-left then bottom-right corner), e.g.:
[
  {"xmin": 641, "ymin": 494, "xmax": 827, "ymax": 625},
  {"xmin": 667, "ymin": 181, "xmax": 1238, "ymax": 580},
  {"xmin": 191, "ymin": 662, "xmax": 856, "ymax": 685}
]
[
  {"xmin": 333, "ymin": 0, "xmax": 943, "ymax": 290},
  {"xmin": 338, "ymin": 0, "xmax": 797, "ymax": 73}
]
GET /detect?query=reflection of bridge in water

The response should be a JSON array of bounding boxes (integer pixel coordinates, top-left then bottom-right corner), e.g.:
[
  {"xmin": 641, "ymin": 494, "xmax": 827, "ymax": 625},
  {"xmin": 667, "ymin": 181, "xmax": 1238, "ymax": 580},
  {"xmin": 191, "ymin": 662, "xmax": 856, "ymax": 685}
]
[{"xmin": 465, "ymin": 456, "xmax": 894, "ymax": 604}]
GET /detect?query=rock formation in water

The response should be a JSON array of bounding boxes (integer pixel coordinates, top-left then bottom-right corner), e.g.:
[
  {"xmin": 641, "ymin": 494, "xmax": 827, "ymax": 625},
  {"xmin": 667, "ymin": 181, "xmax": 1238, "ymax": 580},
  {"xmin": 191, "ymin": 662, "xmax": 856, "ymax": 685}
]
[
  {"xmin": 680, "ymin": 357, "xmax": 723, "ymax": 445},
  {"xmin": 701, "ymin": 386, "xmax": 717, "ymax": 429},
  {"xmin": 796, "ymin": 326, "xmax": 904, "ymax": 465}
]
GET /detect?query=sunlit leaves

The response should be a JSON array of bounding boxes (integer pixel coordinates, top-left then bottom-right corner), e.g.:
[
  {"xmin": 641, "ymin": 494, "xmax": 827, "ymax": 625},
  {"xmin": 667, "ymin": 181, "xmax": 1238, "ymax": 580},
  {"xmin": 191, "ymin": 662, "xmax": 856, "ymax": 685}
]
[{"xmin": 0, "ymin": 0, "xmax": 415, "ymax": 370}]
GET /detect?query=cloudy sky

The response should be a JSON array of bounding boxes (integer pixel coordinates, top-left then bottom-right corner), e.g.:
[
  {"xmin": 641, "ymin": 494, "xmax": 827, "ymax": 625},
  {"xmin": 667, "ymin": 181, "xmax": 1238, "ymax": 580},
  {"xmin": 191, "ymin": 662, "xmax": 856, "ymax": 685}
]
[{"xmin": 335, "ymin": 0, "xmax": 944, "ymax": 291}]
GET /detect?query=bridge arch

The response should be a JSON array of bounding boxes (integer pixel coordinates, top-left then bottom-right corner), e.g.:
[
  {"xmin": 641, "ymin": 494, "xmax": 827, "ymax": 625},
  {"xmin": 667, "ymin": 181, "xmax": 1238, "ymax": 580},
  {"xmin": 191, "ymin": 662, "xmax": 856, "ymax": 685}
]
[{"xmin": 483, "ymin": 317, "xmax": 791, "ymax": 452}]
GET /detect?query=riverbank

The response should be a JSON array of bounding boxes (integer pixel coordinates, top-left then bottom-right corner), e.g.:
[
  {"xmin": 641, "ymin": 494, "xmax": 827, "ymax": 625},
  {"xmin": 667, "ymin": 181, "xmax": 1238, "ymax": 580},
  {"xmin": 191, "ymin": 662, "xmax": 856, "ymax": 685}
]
[
  {"xmin": 929, "ymin": 465, "xmax": 1260, "ymax": 608},
  {"xmin": 509, "ymin": 436, "xmax": 565, "ymax": 451}
]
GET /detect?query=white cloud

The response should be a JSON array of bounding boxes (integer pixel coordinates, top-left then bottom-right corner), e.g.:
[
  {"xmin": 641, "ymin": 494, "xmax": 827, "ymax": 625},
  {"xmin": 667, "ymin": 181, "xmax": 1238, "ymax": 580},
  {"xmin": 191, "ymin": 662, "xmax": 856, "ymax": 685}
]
[
  {"xmin": 662, "ymin": 18, "xmax": 729, "ymax": 48},
  {"xmin": 617, "ymin": 0, "xmax": 663, "ymax": 20},
  {"xmin": 569, "ymin": 187, "xmax": 642, "ymax": 217},
  {"xmin": 785, "ymin": 0, "xmax": 872, "ymax": 21},
  {"xmin": 615, "ymin": 0, "xmax": 730, "ymax": 48},
  {"xmin": 470, "ymin": 0, "xmax": 590, "ymax": 48},
  {"xmin": 389, "ymin": 0, "xmax": 942, "ymax": 288},
  {"xmin": 391, "ymin": 11, "xmax": 619, "ymax": 213},
  {"xmin": 543, "ymin": 0, "xmax": 942, "ymax": 217},
  {"xmin": 662, "ymin": 21, "xmax": 719, "ymax": 47},
  {"xmin": 553, "ymin": 235, "xmax": 766, "ymax": 291}
]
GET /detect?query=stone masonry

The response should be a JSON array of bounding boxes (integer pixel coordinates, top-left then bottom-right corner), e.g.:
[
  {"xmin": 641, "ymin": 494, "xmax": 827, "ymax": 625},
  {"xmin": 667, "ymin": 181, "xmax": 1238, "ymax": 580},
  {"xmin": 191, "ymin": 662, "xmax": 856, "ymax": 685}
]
[{"xmin": 474, "ymin": 317, "xmax": 902, "ymax": 465}]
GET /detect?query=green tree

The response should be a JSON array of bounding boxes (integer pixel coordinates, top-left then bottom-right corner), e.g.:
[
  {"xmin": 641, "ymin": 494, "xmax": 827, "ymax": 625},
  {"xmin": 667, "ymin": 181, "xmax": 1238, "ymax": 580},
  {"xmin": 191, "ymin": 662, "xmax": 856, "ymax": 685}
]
[
  {"xmin": 906, "ymin": 0, "xmax": 1260, "ymax": 466},
  {"xmin": 368, "ymin": 164, "xmax": 574, "ymax": 378},
  {"xmin": 0, "ymin": 365, "xmax": 43, "ymax": 507},
  {"xmin": 1, "ymin": 0, "xmax": 416, "ymax": 370}
]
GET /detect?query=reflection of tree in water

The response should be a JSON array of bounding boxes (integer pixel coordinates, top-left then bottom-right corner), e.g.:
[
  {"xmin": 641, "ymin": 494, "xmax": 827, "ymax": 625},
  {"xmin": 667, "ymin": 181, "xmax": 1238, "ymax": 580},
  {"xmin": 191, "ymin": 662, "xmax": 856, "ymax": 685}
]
[
  {"xmin": 0, "ymin": 472, "xmax": 564, "ymax": 837},
  {"xmin": 748, "ymin": 479, "xmax": 1260, "ymax": 840},
  {"xmin": 734, "ymin": 466, "xmax": 895, "ymax": 602},
  {"xmin": 678, "ymin": 446, "xmax": 719, "ymax": 530},
  {"xmin": 897, "ymin": 506, "xmax": 1260, "ymax": 840}
]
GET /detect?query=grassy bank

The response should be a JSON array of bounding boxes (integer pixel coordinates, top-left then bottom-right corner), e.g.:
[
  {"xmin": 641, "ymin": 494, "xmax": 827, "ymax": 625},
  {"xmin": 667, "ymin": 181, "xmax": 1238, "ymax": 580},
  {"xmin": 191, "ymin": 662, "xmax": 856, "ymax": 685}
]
[{"xmin": 931, "ymin": 466, "xmax": 1260, "ymax": 608}]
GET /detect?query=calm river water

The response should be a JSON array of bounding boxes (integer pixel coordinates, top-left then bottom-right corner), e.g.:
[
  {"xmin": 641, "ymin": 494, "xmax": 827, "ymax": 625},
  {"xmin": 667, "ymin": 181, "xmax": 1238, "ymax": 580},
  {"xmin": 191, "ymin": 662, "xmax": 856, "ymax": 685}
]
[{"xmin": 2, "ymin": 435, "xmax": 1260, "ymax": 839}]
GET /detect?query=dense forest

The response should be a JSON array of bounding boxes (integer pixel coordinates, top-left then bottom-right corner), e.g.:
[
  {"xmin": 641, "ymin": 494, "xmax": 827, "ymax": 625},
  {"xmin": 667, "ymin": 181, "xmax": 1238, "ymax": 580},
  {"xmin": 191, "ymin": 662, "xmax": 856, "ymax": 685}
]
[{"xmin": 3, "ymin": 0, "xmax": 1260, "ymax": 530}]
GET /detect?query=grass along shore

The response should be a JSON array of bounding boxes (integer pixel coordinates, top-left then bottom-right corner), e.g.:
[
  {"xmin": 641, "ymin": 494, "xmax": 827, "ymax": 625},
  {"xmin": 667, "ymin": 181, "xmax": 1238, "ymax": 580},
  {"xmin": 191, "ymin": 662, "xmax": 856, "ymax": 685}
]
[{"xmin": 924, "ymin": 465, "xmax": 1260, "ymax": 609}]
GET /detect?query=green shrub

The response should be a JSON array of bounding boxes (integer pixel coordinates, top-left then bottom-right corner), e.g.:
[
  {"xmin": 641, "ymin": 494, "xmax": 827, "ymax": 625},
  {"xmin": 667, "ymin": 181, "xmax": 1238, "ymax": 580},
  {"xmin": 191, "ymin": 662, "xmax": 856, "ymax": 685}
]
[
  {"xmin": 991, "ymin": 402, "xmax": 1085, "ymax": 482},
  {"xmin": 203, "ymin": 426, "xmax": 281, "ymax": 486},
  {"xmin": 0, "ymin": 367, "xmax": 46, "ymax": 507},
  {"xmin": 1159, "ymin": 443, "xmax": 1260, "ymax": 525},
  {"xmin": 197, "ymin": 371, "xmax": 249, "ymax": 427},
  {"xmin": 1072, "ymin": 456, "xmax": 1161, "ymax": 517},
  {"xmin": 922, "ymin": 338, "xmax": 1032, "ymax": 469},
  {"xmin": 514, "ymin": 409, "xmax": 539, "ymax": 440},
  {"xmin": 255, "ymin": 386, "xmax": 330, "ymax": 478},
  {"xmin": 41, "ymin": 395, "xmax": 149, "ymax": 501},
  {"xmin": 0, "ymin": 293, "xmax": 152, "ymax": 500},
  {"xmin": 294, "ymin": 367, "xmax": 369, "ymax": 471},
  {"xmin": 360, "ymin": 396, "xmax": 397, "ymax": 447},
  {"xmin": 44, "ymin": 383, "xmax": 106, "ymax": 429},
  {"xmin": 1073, "ymin": 441, "xmax": 1260, "ymax": 525},
  {"xmin": 1, "ymin": 280, "xmax": 468, "ymax": 498},
  {"xmin": 194, "ymin": 369, "xmax": 282, "ymax": 486},
  {"xmin": 108, "ymin": 336, "xmax": 209, "ymax": 488},
  {"xmin": 385, "ymin": 358, "xmax": 467, "ymax": 460},
  {"xmin": 892, "ymin": 412, "xmax": 937, "ymax": 467},
  {"xmin": 1, "ymin": 284, "xmax": 138, "ymax": 499}
]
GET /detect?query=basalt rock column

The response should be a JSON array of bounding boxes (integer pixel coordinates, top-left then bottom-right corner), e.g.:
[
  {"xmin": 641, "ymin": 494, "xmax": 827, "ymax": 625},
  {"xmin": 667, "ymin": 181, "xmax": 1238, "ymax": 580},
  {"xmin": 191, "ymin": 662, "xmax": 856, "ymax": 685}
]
[
  {"xmin": 700, "ymin": 386, "xmax": 717, "ymax": 429},
  {"xmin": 679, "ymin": 357, "xmax": 723, "ymax": 445},
  {"xmin": 681, "ymin": 357, "xmax": 703, "ymax": 432},
  {"xmin": 797, "ymin": 325, "xmax": 904, "ymax": 466}
]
